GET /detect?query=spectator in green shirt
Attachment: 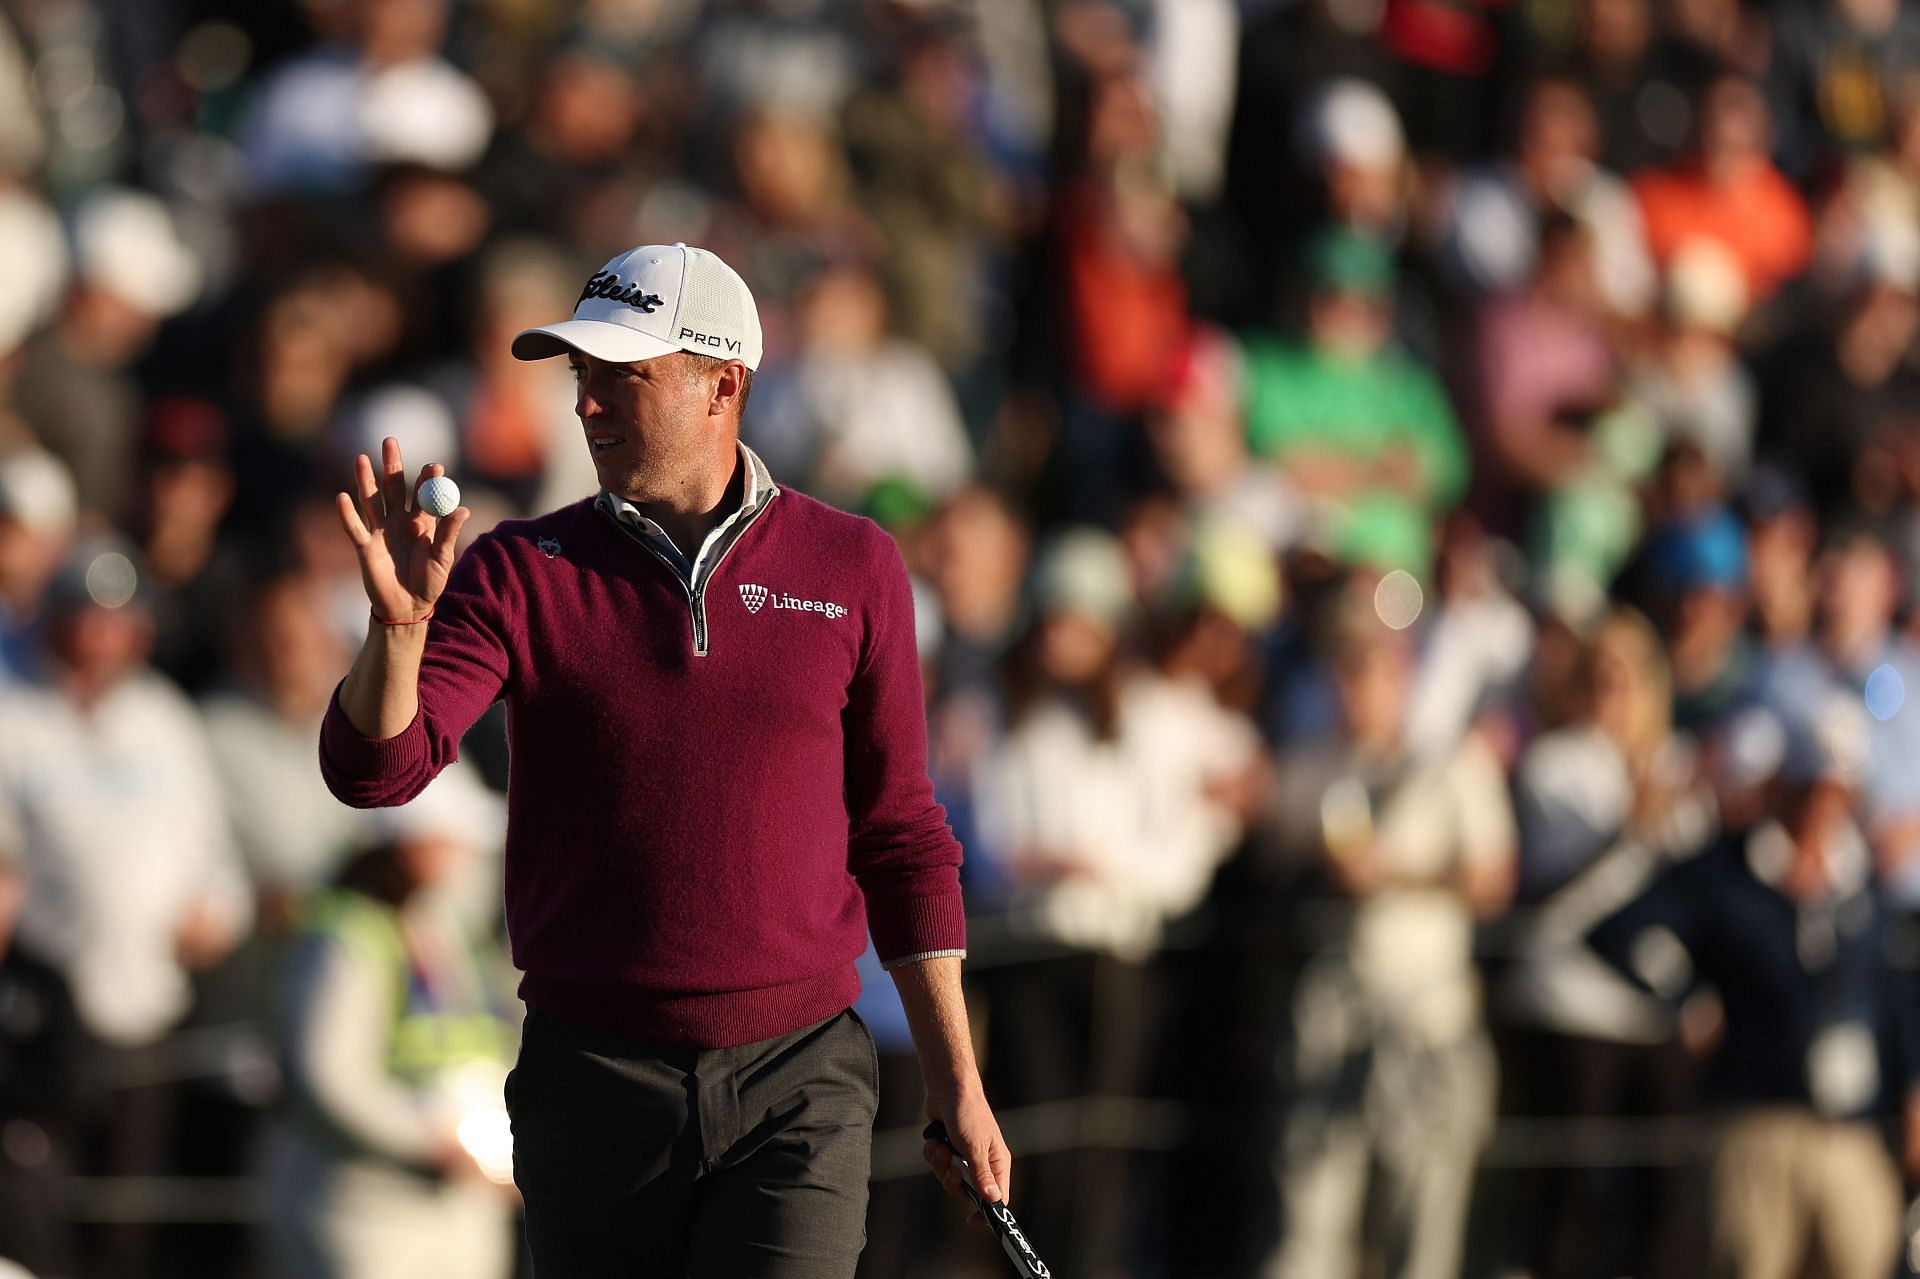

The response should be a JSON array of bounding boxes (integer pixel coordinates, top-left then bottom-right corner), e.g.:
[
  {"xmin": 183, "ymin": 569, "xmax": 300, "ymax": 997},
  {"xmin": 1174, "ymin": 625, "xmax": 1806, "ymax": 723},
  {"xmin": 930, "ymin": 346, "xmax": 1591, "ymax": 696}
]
[{"xmin": 1241, "ymin": 229, "xmax": 1469, "ymax": 572}]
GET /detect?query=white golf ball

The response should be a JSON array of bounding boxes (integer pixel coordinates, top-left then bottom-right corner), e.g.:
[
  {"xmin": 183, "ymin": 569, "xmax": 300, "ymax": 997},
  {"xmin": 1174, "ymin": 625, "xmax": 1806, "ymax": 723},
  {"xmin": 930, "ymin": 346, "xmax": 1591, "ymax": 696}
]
[{"xmin": 418, "ymin": 475, "xmax": 461, "ymax": 518}]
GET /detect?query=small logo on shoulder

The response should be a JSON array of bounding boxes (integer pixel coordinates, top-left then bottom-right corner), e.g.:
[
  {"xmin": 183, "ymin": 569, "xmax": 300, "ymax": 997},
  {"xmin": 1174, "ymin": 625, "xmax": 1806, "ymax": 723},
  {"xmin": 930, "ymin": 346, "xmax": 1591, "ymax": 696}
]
[
  {"xmin": 739, "ymin": 583, "xmax": 768, "ymax": 614},
  {"xmin": 537, "ymin": 537, "xmax": 562, "ymax": 558}
]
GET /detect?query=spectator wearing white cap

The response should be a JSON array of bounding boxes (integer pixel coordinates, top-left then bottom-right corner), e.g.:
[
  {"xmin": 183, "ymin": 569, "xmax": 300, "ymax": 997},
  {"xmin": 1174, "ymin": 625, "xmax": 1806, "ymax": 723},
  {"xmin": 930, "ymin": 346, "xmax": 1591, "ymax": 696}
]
[
  {"xmin": 0, "ymin": 538, "xmax": 250, "ymax": 1276},
  {"xmin": 0, "ymin": 447, "xmax": 77, "ymax": 682},
  {"xmin": 1625, "ymin": 239, "xmax": 1757, "ymax": 487},
  {"xmin": 749, "ymin": 257, "xmax": 974, "ymax": 512},
  {"xmin": 972, "ymin": 526, "xmax": 1261, "ymax": 1272},
  {"xmin": 238, "ymin": 0, "xmax": 491, "ymax": 200},
  {"xmin": 1299, "ymin": 79, "xmax": 1411, "ymax": 243},
  {"xmin": 14, "ymin": 188, "xmax": 202, "ymax": 521},
  {"xmin": 331, "ymin": 385, "xmax": 459, "ymax": 490},
  {"xmin": 1437, "ymin": 76, "xmax": 1655, "ymax": 320},
  {"xmin": 978, "ymin": 526, "xmax": 1259, "ymax": 959},
  {"xmin": 0, "ymin": 540, "xmax": 251, "ymax": 1042},
  {"xmin": 1222, "ymin": 4, "xmax": 1402, "ymax": 317}
]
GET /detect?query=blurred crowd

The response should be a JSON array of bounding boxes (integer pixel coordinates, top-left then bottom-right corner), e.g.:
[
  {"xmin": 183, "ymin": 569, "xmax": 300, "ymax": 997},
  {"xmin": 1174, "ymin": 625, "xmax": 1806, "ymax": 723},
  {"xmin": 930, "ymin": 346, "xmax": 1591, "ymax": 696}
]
[{"xmin": 8, "ymin": 0, "xmax": 1920, "ymax": 1276}]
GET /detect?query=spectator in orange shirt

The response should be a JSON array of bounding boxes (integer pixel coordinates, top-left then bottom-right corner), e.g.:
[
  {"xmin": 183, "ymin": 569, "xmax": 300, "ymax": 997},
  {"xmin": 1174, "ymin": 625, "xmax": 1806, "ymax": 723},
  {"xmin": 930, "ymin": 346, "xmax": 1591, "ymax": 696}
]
[{"xmin": 1632, "ymin": 75, "xmax": 1815, "ymax": 301}]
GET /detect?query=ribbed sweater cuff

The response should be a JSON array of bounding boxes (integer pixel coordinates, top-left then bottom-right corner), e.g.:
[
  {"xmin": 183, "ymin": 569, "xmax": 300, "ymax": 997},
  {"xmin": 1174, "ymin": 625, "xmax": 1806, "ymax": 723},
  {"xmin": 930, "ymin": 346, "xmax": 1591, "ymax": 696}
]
[
  {"xmin": 319, "ymin": 687, "xmax": 430, "ymax": 783},
  {"xmin": 868, "ymin": 890, "xmax": 968, "ymax": 968}
]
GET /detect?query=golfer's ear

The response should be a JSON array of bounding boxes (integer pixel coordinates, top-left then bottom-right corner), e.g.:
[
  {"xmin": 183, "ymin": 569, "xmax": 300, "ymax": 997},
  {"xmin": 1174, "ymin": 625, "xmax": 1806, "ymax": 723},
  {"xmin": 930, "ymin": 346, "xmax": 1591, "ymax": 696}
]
[{"xmin": 710, "ymin": 360, "xmax": 748, "ymax": 419}]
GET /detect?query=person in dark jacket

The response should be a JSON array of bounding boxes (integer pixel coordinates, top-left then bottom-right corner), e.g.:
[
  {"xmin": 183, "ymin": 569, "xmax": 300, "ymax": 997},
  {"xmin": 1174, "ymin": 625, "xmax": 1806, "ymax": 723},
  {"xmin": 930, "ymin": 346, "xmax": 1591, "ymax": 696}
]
[{"xmin": 1590, "ymin": 696, "xmax": 1912, "ymax": 1279}]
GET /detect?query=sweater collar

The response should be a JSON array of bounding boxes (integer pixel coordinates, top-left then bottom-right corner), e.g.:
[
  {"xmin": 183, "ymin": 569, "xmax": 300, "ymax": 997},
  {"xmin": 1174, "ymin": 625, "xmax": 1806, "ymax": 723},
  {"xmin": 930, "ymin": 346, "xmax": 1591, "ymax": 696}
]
[
  {"xmin": 595, "ymin": 442, "xmax": 777, "ymax": 541},
  {"xmin": 594, "ymin": 443, "xmax": 778, "ymax": 583}
]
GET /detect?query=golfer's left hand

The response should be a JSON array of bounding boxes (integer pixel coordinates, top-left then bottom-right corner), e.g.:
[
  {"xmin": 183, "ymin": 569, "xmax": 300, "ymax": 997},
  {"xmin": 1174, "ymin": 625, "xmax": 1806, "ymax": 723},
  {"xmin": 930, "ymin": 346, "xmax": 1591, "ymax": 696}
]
[{"xmin": 923, "ymin": 1086, "xmax": 1012, "ymax": 1227}]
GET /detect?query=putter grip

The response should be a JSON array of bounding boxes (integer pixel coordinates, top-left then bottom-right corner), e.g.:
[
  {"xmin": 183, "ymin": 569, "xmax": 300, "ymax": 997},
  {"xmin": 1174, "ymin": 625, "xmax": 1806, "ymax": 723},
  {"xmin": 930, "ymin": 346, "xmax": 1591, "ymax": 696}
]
[
  {"xmin": 922, "ymin": 1120, "xmax": 989, "ymax": 1211},
  {"xmin": 923, "ymin": 1121, "xmax": 1053, "ymax": 1278}
]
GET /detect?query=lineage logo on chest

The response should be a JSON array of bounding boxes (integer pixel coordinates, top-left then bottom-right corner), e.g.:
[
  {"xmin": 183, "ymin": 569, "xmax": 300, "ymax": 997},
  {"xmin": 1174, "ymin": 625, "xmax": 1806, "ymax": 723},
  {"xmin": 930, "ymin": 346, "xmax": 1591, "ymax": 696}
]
[{"xmin": 739, "ymin": 583, "xmax": 847, "ymax": 620}]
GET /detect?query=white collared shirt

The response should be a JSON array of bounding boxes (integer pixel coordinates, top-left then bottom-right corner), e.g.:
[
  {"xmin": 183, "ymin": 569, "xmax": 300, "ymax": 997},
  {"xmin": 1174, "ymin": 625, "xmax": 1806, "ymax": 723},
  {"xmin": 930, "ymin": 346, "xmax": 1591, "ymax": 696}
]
[{"xmin": 0, "ymin": 672, "xmax": 252, "ymax": 1044}]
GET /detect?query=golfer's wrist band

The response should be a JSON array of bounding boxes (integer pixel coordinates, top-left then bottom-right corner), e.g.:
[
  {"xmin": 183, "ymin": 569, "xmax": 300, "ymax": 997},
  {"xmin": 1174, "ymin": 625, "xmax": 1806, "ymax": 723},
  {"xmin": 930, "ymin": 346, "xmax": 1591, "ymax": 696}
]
[{"xmin": 371, "ymin": 608, "xmax": 434, "ymax": 626}]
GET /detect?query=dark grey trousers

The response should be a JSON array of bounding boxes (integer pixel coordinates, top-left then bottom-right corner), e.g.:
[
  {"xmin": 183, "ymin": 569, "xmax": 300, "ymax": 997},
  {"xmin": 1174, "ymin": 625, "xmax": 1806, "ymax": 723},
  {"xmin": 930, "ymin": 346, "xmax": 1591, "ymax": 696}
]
[{"xmin": 506, "ymin": 1006, "xmax": 880, "ymax": 1278}]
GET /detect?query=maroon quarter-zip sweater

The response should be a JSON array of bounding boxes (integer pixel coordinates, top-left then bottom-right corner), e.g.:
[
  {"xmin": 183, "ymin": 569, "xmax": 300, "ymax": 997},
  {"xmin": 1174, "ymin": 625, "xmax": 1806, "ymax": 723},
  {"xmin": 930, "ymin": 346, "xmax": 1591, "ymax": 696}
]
[{"xmin": 319, "ymin": 481, "xmax": 966, "ymax": 1048}]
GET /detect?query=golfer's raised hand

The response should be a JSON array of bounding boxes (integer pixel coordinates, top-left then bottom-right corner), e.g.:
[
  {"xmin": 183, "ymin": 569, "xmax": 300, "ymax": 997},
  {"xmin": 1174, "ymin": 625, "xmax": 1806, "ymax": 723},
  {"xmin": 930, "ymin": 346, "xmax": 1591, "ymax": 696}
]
[{"xmin": 336, "ymin": 436, "xmax": 469, "ymax": 624}]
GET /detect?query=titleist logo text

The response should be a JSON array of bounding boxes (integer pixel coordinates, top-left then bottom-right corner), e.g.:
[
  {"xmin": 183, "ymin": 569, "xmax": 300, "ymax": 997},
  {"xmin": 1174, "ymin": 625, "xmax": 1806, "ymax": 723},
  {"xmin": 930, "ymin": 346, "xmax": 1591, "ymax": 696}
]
[{"xmin": 579, "ymin": 272, "xmax": 664, "ymax": 313}]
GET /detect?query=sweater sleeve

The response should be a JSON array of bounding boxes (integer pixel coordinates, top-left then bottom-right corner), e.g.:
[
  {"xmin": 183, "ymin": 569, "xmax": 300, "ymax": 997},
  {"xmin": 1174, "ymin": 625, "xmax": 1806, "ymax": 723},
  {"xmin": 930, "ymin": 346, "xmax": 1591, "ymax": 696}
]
[
  {"xmin": 843, "ymin": 528, "xmax": 967, "ymax": 967},
  {"xmin": 320, "ymin": 534, "xmax": 514, "ymax": 808}
]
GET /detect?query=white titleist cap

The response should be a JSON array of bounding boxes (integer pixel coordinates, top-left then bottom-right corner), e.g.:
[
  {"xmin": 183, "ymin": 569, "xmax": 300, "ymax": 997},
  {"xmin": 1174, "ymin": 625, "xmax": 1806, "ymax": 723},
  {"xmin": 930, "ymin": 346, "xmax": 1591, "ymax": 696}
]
[{"xmin": 511, "ymin": 242, "xmax": 763, "ymax": 370}]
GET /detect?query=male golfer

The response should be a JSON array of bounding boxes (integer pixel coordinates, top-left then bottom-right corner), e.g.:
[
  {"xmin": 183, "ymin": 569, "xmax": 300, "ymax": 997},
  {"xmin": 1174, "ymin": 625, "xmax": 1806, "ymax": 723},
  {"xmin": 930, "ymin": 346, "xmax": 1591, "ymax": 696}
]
[{"xmin": 320, "ymin": 242, "xmax": 1009, "ymax": 1275}]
